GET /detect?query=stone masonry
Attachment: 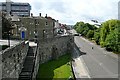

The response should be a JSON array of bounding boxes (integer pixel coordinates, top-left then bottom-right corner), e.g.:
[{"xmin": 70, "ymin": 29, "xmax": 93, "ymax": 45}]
[
  {"xmin": 0, "ymin": 41, "xmax": 29, "ymax": 79},
  {"xmin": 38, "ymin": 35, "xmax": 74, "ymax": 64}
]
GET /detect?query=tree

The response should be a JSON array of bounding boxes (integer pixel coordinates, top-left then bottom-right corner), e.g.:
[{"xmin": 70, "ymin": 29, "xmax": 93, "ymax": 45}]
[
  {"xmin": 2, "ymin": 16, "xmax": 13, "ymax": 39},
  {"xmin": 74, "ymin": 21, "xmax": 97, "ymax": 37},
  {"xmin": 100, "ymin": 19, "xmax": 119, "ymax": 47},
  {"xmin": 105, "ymin": 29, "xmax": 119, "ymax": 52},
  {"xmin": 94, "ymin": 28, "xmax": 100, "ymax": 45},
  {"xmin": 86, "ymin": 30, "xmax": 94, "ymax": 39},
  {"xmin": 100, "ymin": 19, "xmax": 120, "ymax": 53}
]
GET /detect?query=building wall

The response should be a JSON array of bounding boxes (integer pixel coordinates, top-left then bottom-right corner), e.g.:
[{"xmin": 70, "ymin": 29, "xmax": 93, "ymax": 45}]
[
  {"xmin": 0, "ymin": 1, "xmax": 31, "ymax": 17},
  {"xmin": 118, "ymin": 1, "xmax": 120, "ymax": 20},
  {"xmin": 35, "ymin": 17, "xmax": 54, "ymax": 40},
  {"xmin": 0, "ymin": 16, "xmax": 2, "ymax": 40},
  {"xmin": 38, "ymin": 35, "xmax": 74, "ymax": 64},
  {"xmin": 32, "ymin": 46, "xmax": 40, "ymax": 80},
  {"xmin": 0, "ymin": 41, "xmax": 29, "ymax": 79},
  {"xmin": 12, "ymin": 17, "xmax": 55, "ymax": 40}
]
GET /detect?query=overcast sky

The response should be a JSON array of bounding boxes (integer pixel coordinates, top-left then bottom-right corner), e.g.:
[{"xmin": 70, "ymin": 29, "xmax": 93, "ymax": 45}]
[{"xmin": 1, "ymin": 0, "xmax": 120, "ymax": 25}]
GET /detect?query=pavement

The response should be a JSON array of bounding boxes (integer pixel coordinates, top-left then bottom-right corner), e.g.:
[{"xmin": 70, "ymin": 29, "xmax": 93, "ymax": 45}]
[
  {"xmin": 71, "ymin": 29, "xmax": 118, "ymax": 79},
  {"xmin": 0, "ymin": 39, "xmax": 20, "ymax": 46},
  {"xmin": 28, "ymin": 41, "xmax": 37, "ymax": 47},
  {"xmin": 72, "ymin": 47, "xmax": 90, "ymax": 78}
]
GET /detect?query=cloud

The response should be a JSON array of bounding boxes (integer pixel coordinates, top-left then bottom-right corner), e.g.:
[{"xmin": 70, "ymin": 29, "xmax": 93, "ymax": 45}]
[
  {"xmin": 48, "ymin": 1, "xmax": 66, "ymax": 13},
  {"xmin": 0, "ymin": 0, "xmax": 119, "ymax": 25}
]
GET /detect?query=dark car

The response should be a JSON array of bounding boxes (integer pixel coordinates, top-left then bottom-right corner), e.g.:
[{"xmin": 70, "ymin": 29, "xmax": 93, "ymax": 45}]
[{"xmin": 74, "ymin": 33, "xmax": 79, "ymax": 36}]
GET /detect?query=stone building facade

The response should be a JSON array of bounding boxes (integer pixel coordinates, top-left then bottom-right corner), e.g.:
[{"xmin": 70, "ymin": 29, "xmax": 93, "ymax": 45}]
[{"xmin": 11, "ymin": 16, "xmax": 55, "ymax": 40}]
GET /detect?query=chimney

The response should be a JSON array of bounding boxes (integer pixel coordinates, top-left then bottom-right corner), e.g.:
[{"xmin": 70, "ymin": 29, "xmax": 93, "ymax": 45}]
[
  {"xmin": 39, "ymin": 13, "xmax": 41, "ymax": 17},
  {"xmin": 31, "ymin": 13, "xmax": 33, "ymax": 17},
  {"xmin": 45, "ymin": 14, "xmax": 47, "ymax": 18}
]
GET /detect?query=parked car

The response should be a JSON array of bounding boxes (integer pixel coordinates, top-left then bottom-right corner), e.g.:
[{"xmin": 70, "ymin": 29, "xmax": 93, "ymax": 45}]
[{"xmin": 74, "ymin": 33, "xmax": 79, "ymax": 36}]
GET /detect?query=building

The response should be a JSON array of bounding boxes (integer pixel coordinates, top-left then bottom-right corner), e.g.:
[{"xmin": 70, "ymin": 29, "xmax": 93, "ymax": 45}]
[
  {"xmin": 11, "ymin": 14, "xmax": 55, "ymax": 40},
  {"xmin": 0, "ymin": 0, "xmax": 31, "ymax": 17},
  {"xmin": 118, "ymin": 1, "xmax": 120, "ymax": 20}
]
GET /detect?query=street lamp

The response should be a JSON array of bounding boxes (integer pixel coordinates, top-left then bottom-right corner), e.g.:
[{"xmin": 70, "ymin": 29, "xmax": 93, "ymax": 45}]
[{"xmin": 7, "ymin": 18, "xmax": 13, "ymax": 47}]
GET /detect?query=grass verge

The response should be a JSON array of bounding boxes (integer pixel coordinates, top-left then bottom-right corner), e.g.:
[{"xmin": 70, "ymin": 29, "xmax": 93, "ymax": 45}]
[{"xmin": 37, "ymin": 53, "xmax": 73, "ymax": 80}]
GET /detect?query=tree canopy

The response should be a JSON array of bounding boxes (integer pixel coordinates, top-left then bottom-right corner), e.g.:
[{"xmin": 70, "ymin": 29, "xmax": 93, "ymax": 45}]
[
  {"xmin": 74, "ymin": 19, "xmax": 120, "ymax": 53},
  {"xmin": 1, "ymin": 14, "xmax": 13, "ymax": 39},
  {"xmin": 74, "ymin": 21, "xmax": 97, "ymax": 37}
]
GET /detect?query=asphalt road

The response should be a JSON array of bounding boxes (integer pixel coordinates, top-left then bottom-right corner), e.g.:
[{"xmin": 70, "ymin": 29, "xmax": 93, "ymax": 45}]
[
  {"xmin": 74, "ymin": 36, "xmax": 118, "ymax": 78},
  {"xmin": 70, "ymin": 29, "xmax": 119, "ymax": 79}
]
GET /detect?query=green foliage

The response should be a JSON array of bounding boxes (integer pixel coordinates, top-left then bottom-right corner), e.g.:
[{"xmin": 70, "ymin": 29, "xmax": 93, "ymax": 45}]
[
  {"xmin": 100, "ymin": 19, "xmax": 120, "ymax": 53},
  {"xmin": 86, "ymin": 30, "xmax": 94, "ymax": 39},
  {"xmin": 2, "ymin": 16, "xmax": 13, "ymax": 39},
  {"xmin": 74, "ymin": 19, "xmax": 120, "ymax": 53},
  {"xmin": 100, "ymin": 19, "xmax": 119, "ymax": 47},
  {"xmin": 74, "ymin": 21, "xmax": 97, "ymax": 37},
  {"xmin": 37, "ymin": 54, "xmax": 73, "ymax": 79},
  {"xmin": 105, "ymin": 30, "xmax": 115, "ymax": 51},
  {"xmin": 93, "ymin": 28, "xmax": 100, "ymax": 45}
]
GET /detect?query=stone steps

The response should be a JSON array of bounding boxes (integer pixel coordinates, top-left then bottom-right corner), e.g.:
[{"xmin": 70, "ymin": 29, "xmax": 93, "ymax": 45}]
[{"xmin": 19, "ymin": 46, "xmax": 35, "ymax": 80}]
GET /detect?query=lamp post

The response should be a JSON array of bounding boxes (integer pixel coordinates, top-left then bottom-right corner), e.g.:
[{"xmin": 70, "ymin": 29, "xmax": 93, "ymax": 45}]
[
  {"xmin": 7, "ymin": 18, "xmax": 12, "ymax": 47},
  {"xmin": 8, "ymin": 31, "xmax": 11, "ymax": 47}
]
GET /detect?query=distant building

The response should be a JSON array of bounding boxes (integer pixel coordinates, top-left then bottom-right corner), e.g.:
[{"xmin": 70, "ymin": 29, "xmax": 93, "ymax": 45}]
[
  {"xmin": 118, "ymin": 1, "xmax": 120, "ymax": 20},
  {"xmin": 0, "ymin": 0, "xmax": 31, "ymax": 17}
]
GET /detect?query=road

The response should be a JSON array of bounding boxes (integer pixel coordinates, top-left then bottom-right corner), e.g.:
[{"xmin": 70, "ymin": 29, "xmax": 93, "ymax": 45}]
[{"xmin": 71, "ymin": 29, "xmax": 118, "ymax": 79}]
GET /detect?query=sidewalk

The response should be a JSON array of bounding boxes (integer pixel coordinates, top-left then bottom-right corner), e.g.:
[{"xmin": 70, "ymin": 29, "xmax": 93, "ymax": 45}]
[
  {"xmin": 72, "ymin": 46, "xmax": 90, "ymax": 79},
  {"xmin": 0, "ymin": 39, "xmax": 20, "ymax": 46},
  {"xmin": 72, "ymin": 57, "xmax": 90, "ymax": 78}
]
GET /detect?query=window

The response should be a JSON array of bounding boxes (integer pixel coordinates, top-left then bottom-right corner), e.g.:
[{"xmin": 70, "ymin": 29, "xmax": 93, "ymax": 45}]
[{"xmin": 45, "ymin": 22, "xmax": 48, "ymax": 26}]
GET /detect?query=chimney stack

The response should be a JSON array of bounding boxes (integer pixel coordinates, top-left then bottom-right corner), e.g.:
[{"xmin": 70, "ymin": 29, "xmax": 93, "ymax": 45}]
[
  {"xmin": 57, "ymin": 20, "xmax": 59, "ymax": 22},
  {"xmin": 31, "ymin": 13, "xmax": 33, "ymax": 17},
  {"xmin": 45, "ymin": 14, "xmax": 47, "ymax": 18},
  {"xmin": 39, "ymin": 13, "xmax": 41, "ymax": 17}
]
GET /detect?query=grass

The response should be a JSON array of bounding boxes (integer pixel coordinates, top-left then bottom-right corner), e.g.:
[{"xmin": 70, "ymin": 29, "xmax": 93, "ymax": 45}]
[{"xmin": 37, "ymin": 53, "xmax": 73, "ymax": 80}]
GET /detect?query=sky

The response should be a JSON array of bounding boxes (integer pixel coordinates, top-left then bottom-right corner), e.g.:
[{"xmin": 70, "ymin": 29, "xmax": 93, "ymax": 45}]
[{"xmin": 1, "ymin": 0, "xmax": 120, "ymax": 25}]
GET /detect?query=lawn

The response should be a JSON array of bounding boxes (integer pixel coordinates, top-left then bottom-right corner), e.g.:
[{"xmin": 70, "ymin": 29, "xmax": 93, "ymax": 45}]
[{"xmin": 37, "ymin": 53, "xmax": 73, "ymax": 80}]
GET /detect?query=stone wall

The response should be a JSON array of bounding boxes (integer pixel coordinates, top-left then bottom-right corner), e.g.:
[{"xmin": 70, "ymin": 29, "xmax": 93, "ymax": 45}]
[
  {"xmin": 0, "ymin": 41, "xmax": 29, "ymax": 79},
  {"xmin": 32, "ymin": 46, "xmax": 40, "ymax": 80},
  {"xmin": 38, "ymin": 35, "xmax": 74, "ymax": 64}
]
